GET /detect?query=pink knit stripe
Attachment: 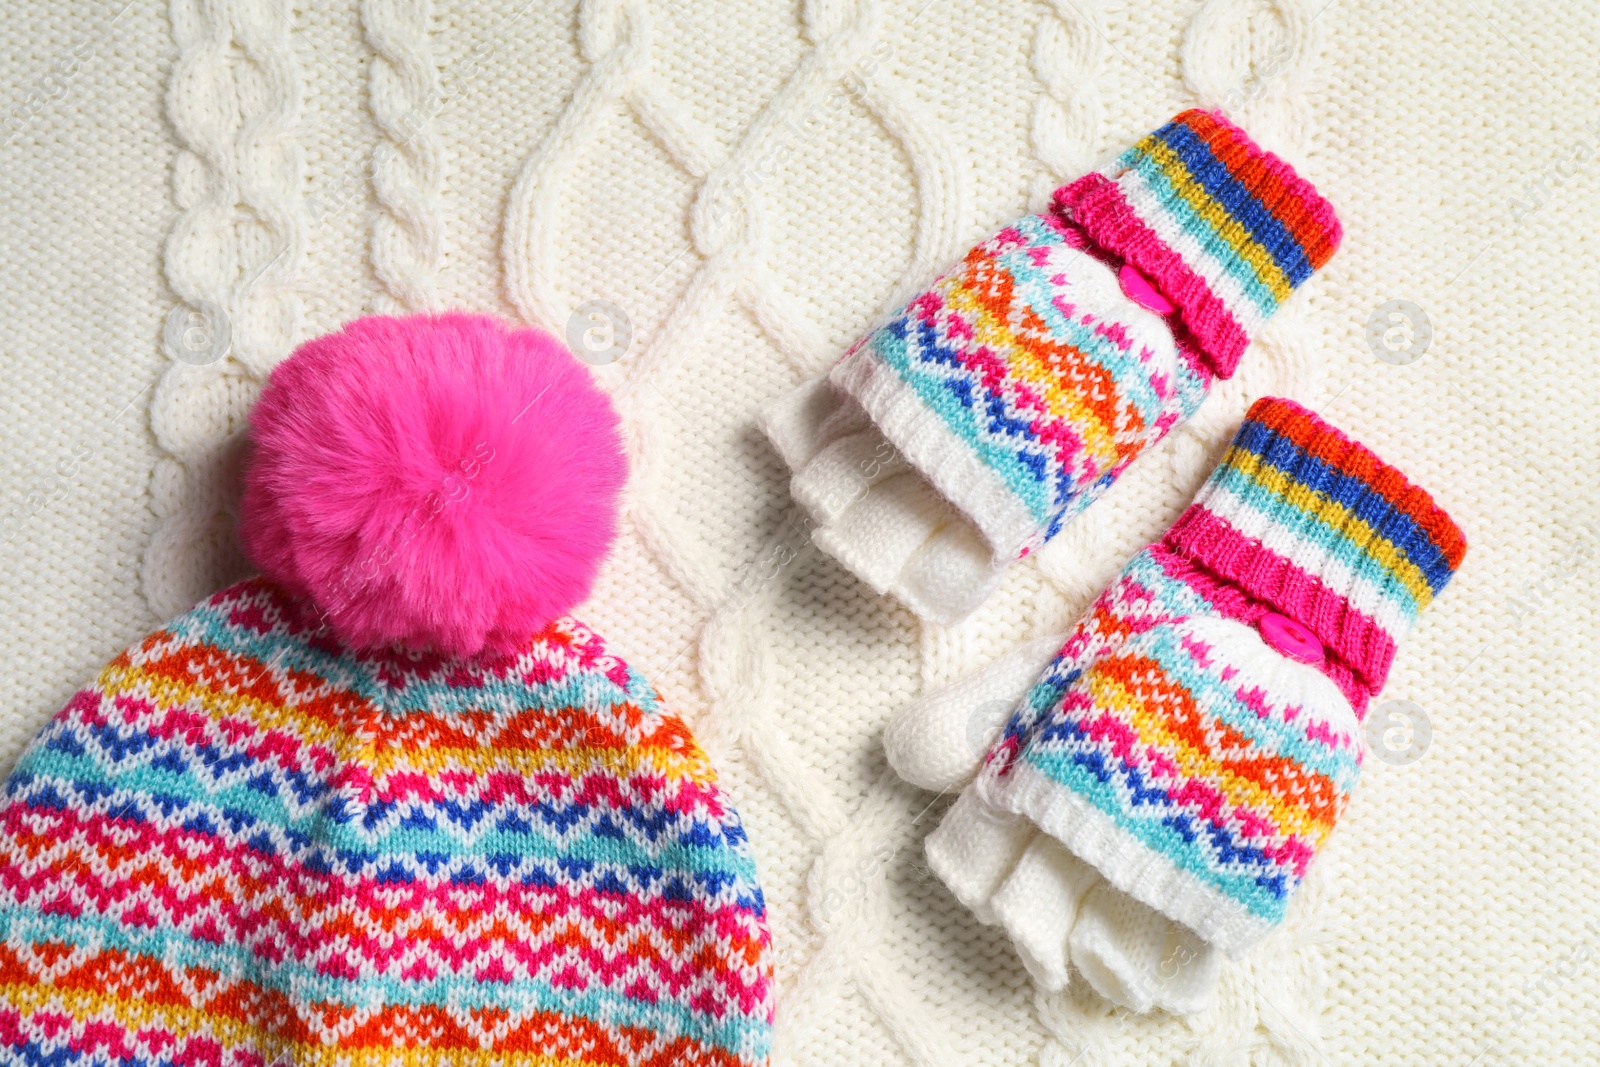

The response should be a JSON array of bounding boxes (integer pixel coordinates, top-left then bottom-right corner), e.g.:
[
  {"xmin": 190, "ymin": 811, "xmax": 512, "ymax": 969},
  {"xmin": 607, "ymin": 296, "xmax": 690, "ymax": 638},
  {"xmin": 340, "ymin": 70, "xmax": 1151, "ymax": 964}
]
[
  {"xmin": 0, "ymin": 806, "xmax": 766, "ymax": 1000},
  {"xmin": 1053, "ymin": 173, "xmax": 1251, "ymax": 379},
  {"xmin": 1071, "ymin": 702, "xmax": 1321, "ymax": 877},
  {"xmin": 1163, "ymin": 507, "xmax": 1397, "ymax": 706}
]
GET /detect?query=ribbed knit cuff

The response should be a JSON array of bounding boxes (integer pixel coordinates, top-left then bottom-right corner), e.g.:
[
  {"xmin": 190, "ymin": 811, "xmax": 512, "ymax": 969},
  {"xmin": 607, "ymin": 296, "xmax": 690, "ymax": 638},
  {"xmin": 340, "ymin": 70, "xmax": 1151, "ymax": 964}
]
[
  {"xmin": 1163, "ymin": 397, "xmax": 1467, "ymax": 706},
  {"xmin": 1053, "ymin": 110, "xmax": 1341, "ymax": 379}
]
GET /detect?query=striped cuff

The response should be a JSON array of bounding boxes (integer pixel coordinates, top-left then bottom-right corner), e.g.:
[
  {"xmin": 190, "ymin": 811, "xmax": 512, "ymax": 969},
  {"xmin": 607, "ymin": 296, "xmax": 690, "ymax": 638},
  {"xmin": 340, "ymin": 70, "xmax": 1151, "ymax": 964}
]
[
  {"xmin": 1164, "ymin": 398, "xmax": 1466, "ymax": 707},
  {"xmin": 1053, "ymin": 110, "xmax": 1342, "ymax": 380}
]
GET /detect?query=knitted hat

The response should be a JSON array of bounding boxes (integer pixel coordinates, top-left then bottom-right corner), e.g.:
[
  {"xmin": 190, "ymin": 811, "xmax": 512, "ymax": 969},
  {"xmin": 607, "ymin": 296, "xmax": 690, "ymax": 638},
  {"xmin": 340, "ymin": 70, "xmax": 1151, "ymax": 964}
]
[
  {"xmin": 1055, "ymin": 109, "xmax": 1343, "ymax": 378},
  {"xmin": 0, "ymin": 314, "xmax": 774, "ymax": 1066}
]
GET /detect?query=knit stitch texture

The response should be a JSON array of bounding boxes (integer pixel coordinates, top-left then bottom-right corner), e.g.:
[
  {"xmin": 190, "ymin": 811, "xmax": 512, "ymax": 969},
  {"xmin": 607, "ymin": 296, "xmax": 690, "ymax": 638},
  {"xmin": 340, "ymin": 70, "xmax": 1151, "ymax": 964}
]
[
  {"xmin": 820, "ymin": 110, "xmax": 1338, "ymax": 572},
  {"xmin": 828, "ymin": 211, "xmax": 1211, "ymax": 563},
  {"xmin": 0, "ymin": 576, "xmax": 773, "ymax": 1065},
  {"xmin": 5, "ymin": 0, "xmax": 1595, "ymax": 1062},
  {"xmin": 954, "ymin": 398, "xmax": 1465, "ymax": 955},
  {"xmin": 1056, "ymin": 109, "xmax": 1342, "ymax": 378}
]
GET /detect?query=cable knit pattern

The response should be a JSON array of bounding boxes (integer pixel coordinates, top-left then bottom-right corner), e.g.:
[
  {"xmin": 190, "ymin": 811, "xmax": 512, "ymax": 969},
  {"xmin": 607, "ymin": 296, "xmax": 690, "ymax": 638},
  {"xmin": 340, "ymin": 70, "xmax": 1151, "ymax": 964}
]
[
  {"xmin": 9, "ymin": 0, "xmax": 1579, "ymax": 1064},
  {"xmin": 147, "ymin": 0, "xmax": 307, "ymax": 619},
  {"xmin": 364, "ymin": 0, "xmax": 446, "ymax": 312},
  {"xmin": 1028, "ymin": 0, "xmax": 1104, "ymax": 208}
]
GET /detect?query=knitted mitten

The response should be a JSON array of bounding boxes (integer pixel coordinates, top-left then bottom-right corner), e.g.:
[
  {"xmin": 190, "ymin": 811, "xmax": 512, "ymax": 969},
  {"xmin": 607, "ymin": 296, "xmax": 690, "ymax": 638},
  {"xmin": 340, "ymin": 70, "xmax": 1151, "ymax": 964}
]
[
  {"xmin": 886, "ymin": 397, "xmax": 1465, "ymax": 1010},
  {"xmin": 0, "ymin": 314, "xmax": 775, "ymax": 1066},
  {"xmin": 885, "ymin": 636, "xmax": 1222, "ymax": 1014},
  {"xmin": 762, "ymin": 111, "xmax": 1342, "ymax": 623}
]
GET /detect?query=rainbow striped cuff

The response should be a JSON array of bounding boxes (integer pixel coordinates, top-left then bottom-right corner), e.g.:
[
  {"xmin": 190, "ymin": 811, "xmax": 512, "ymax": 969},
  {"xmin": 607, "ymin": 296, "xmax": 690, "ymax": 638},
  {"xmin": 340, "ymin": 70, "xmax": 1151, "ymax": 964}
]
[
  {"xmin": 1054, "ymin": 110, "xmax": 1342, "ymax": 379},
  {"xmin": 1165, "ymin": 397, "xmax": 1467, "ymax": 711}
]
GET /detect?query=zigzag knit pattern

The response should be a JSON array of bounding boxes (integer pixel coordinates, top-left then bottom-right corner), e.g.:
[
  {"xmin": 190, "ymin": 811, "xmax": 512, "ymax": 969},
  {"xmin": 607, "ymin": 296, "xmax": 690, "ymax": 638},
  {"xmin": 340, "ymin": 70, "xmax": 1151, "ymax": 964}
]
[
  {"xmin": 967, "ymin": 398, "xmax": 1464, "ymax": 955},
  {"xmin": 829, "ymin": 209, "xmax": 1213, "ymax": 562},
  {"xmin": 824, "ymin": 112, "xmax": 1340, "ymax": 566},
  {"xmin": 985, "ymin": 548, "xmax": 1366, "ymax": 953},
  {"xmin": 0, "ymin": 576, "xmax": 773, "ymax": 1066}
]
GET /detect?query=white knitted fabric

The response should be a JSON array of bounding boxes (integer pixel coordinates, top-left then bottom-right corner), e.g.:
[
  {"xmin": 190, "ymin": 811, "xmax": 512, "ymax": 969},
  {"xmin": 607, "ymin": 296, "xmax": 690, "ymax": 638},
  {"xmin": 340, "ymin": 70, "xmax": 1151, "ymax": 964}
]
[
  {"xmin": 924, "ymin": 614, "xmax": 1366, "ymax": 961},
  {"xmin": 2, "ymin": 2, "xmax": 1597, "ymax": 1065},
  {"xmin": 761, "ymin": 377, "xmax": 1009, "ymax": 625}
]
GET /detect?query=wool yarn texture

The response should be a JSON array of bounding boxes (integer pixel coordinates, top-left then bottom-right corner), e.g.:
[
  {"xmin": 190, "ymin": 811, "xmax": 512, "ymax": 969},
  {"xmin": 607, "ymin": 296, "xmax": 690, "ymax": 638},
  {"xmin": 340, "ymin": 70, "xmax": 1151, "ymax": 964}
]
[
  {"xmin": 0, "ymin": 579, "xmax": 774, "ymax": 1066},
  {"xmin": 762, "ymin": 111, "xmax": 1342, "ymax": 625},
  {"xmin": 8, "ymin": 1, "xmax": 1593, "ymax": 1060},
  {"xmin": 894, "ymin": 397, "xmax": 1464, "ymax": 990}
]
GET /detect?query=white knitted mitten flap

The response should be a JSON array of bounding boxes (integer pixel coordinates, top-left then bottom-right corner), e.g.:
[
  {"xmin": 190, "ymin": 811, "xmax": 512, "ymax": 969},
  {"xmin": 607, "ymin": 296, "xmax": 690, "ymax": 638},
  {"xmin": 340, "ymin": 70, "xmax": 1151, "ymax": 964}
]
[
  {"xmin": 926, "ymin": 785, "xmax": 1223, "ymax": 1014},
  {"xmin": 899, "ymin": 641, "xmax": 1225, "ymax": 1014},
  {"xmin": 923, "ymin": 790, "xmax": 1037, "ymax": 927},
  {"xmin": 883, "ymin": 634, "xmax": 1061, "ymax": 793},
  {"xmin": 760, "ymin": 380, "xmax": 1005, "ymax": 624},
  {"xmin": 988, "ymin": 835, "xmax": 1101, "ymax": 992}
]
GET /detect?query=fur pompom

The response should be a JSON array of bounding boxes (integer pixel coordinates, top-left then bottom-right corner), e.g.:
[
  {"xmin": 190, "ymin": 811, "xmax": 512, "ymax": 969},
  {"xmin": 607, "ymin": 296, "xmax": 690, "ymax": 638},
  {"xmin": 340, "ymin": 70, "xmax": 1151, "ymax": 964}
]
[{"xmin": 238, "ymin": 312, "xmax": 626, "ymax": 658}]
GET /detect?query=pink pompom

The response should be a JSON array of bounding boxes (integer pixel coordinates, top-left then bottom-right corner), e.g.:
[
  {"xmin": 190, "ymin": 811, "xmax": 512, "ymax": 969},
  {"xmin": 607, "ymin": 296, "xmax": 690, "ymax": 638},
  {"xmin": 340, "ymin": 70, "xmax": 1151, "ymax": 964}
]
[{"xmin": 238, "ymin": 312, "xmax": 626, "ymax": 659}]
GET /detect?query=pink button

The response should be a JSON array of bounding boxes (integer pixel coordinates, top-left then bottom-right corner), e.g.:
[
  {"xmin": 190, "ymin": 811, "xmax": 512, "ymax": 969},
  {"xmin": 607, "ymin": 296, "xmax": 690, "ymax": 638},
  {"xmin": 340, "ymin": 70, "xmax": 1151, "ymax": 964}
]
[
  {"xmin": 1118, "ymin": 263, "xmax": 1175, "ymax": 315},
  {"xmin": 1259, "ymin": 612, "xmax": 1325, "ymax": 666}
]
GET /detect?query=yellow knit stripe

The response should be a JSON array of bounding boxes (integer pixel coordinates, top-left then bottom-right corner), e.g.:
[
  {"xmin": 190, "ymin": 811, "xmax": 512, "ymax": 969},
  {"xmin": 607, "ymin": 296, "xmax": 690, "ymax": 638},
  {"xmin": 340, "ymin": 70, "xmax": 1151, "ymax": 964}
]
[
  {"xmin": 89, "ymin": 662, "xmax": 707, "ymax": 784},
  {"xmin": 1222, "ymin": 445, "xmax": 1434, "ymax": 611},
  {"xmin": 0, "ymin": 983, "xmax": 669, "ymax": 1066},
  {"xmin": 1134, "ymin": 138, "xmax": 1294, "ymax": 304},
  {"xmin": 1088, "ymin": 668, "xmax": 1336, "ymax": 847},
  {"xmin": 938, "ymin": 270, "xmax": 1123, "ymax": 469}
]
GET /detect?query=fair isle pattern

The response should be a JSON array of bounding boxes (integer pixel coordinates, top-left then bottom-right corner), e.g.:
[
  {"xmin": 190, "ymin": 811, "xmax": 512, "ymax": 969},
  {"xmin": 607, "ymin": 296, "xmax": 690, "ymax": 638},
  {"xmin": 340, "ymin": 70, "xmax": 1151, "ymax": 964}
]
[
  {"xmin": 1057, "ymin": 109, "xmax": 1342, "ymax": 379},
  {"xmin": 992, "ymin": 548, "xmax": 1364, "ymax": 951},
  {"xmin": 978, "ymin": 399, "xmax": 1464, "ymax": 954},
  {"xmin": 835, "ymin": 209, "xmax": 1212, "ymax": 560},
  {"xmin": 12, "ymin": 0, "xmax": 1572, "ymax": 1059},
  {"xmin": 0, "ymin": 577, "xmax": 773, "ymax": 1066}
]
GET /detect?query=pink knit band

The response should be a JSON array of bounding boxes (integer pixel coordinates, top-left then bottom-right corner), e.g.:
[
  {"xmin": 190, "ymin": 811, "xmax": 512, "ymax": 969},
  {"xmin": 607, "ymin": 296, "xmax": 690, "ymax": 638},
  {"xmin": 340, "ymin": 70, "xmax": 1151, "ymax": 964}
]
[
  {"xmin": 1146, "ymin": 543, "xmax": 1373, "ymax": 717},
  {"xmin": 1160, "ymin": 397, "xmax": 1466, "ymax": 716},
  {"xmin": 1055, "ymin": 173, "xmax": 1251, "ymax": 378},
  {"xmin": 1049, "ymin": 110, "xmax": 1342, "ymax": 382},
  {"xmin": 1160, "ymin": 511, "xmax": 1394, "ymax": 716}
]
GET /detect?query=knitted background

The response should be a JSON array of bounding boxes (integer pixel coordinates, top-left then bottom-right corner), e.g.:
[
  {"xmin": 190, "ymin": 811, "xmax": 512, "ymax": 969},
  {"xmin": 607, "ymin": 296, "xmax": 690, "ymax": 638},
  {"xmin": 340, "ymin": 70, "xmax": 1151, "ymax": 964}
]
[{"xmin": 1, "ymin": 1, "xmax": 1595, "ymax": 1063}]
